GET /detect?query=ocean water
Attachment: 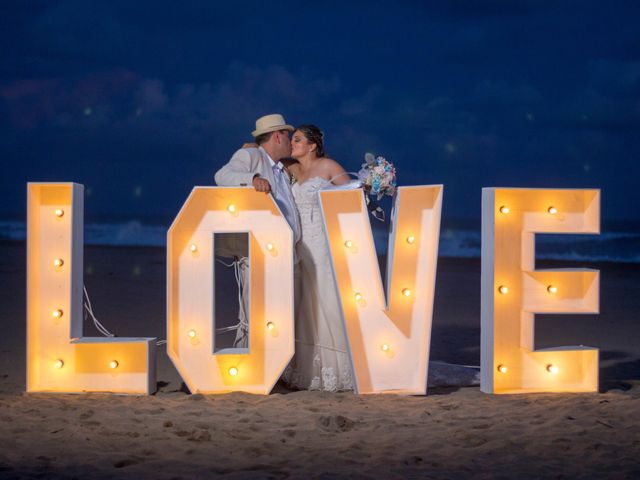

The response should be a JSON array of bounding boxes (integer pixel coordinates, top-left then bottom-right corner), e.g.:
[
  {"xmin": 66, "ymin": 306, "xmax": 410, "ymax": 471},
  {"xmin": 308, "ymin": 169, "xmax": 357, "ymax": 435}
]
[{"xmin": 2, "ymin": 216, "xmax": 638, "ymax": 263}]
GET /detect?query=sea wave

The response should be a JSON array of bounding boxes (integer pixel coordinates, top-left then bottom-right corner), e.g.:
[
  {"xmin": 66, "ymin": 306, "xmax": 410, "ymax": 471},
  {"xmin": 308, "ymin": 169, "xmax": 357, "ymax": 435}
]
[
  {"xmin": 0, "ymin": 220, "xmax": 166, "ymax": 247},
  {"xmin": 2, "ymin": 220, "xmax": 639, "ymax": 263}
]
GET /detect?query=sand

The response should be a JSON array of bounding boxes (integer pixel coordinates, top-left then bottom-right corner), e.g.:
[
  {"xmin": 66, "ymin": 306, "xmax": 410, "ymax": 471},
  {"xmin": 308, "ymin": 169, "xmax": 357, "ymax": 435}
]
[{"xmin": 1, "ymin": 240, "xmax": 639, "ymax": 478}]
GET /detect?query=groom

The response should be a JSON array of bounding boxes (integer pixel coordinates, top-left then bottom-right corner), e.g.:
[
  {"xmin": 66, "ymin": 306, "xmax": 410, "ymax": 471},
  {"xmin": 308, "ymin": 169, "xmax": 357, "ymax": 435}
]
[
  {"xmin": 215, "ymin": 114, "xmax": 300, "ymax": 239},
  {"xmin": 214, "ymin": 114, "xmax": 302, "ymax": 347}
]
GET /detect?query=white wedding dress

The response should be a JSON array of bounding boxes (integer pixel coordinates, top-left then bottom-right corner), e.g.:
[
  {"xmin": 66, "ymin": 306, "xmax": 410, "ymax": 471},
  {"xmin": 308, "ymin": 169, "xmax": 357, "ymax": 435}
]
[{"xmin": 282, "ymin": 177, "xmax": 354, "ymax": 392}]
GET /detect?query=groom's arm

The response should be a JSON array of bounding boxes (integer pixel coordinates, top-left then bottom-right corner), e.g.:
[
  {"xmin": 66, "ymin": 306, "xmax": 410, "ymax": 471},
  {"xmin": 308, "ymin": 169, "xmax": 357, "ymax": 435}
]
[{"xmin": 214, "ymin": 149, "xmax": 259, "ymax": 187}]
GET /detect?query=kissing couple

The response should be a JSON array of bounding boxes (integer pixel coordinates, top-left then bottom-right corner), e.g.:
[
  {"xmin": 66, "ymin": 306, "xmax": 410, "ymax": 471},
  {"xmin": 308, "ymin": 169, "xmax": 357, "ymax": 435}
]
[{"xmin": 215, "ymin": 114, "xmax": 354, "ymax": 392}]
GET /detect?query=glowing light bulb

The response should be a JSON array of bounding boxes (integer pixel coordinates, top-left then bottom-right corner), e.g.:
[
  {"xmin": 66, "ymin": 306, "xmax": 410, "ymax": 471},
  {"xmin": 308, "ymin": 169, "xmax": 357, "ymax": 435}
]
[
  {"xmin": 189, "ymin": 244, "xmax": 198, "ymax": 253},
  {"xmin": 109, "ymin": 360, "xmax": 119, "ymax": 369},
  {"xmin": 498, "ymin": 285, "xmax": 508, "ymax": 295},
  {"xmin": 402, "ymin": 288, "xmax": 412, "ymax": 297},
  {"xmin": 228, "ymin": 367, "xmax": 238, "ymax": 376},
  {"xmin": 227, "ymin": 204, "xmax": 237, "ymax": 214},
  {"xmin": 54, "ymin": 359, "xmax": 64, "ymax": 369},
  {"xmin": 187, "ymin": 329, "xmax": 197, "ymax": 339},
  {"xmin": 406, "ymin": 235, "xmax": 416, "ymax": 244},
  {"xmin": 53, "ymin": 258, "xmax": 64, "ymax": 267},
  {"xmin": 354, "ymin": 292, "xmax": 363, "ymax": 302},
  {"xmin": 54, "ymin": 209, "xmax": 64, "ymax": 217},
  {"xmin": 266, "ymin": 243, "xmax": 274, "ymax": 251},
  {"xmin": 52, "ymin": 309, "xmax": 63, "ymax": 318},
  {"xmin": 548, "ymin": 206, "xmax": 558, "ymax": 215},
  {"xmin": 266, "ymin": 322, "xmax": 275, "ymax": 331},
  {"xmin": 497, "ymin": 364, "xmax": 508, "ymax": 374},
  {"xmin": 547, "ymin": 285, "xmax": 558, "ymax": 294},
  {"xmin": 499, "ymin": 206, "xmax": 510, "ymax": 214},
  {"xmin": 381, "ymin": 344, "xmax": 390, "ymax": 352},
  {"xmin": 344, "ymin": 240, "xmax": 354, "ymax": 249},
  {"xmin": 547, "ymin": 364, "xmax": 559, "ymax": 374}
]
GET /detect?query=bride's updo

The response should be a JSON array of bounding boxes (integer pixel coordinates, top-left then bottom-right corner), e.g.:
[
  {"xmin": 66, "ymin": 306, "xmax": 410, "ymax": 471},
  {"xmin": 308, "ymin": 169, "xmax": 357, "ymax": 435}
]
[{"xmin": 296, "ymin": 124, "xmax": 326, "ymax": 157}]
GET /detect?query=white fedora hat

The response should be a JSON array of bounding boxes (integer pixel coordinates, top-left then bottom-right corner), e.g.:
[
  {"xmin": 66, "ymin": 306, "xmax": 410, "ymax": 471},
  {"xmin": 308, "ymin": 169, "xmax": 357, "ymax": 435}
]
[{"xmin": 251, "ymin": 113, "xmax": 294, "ymax": 137}]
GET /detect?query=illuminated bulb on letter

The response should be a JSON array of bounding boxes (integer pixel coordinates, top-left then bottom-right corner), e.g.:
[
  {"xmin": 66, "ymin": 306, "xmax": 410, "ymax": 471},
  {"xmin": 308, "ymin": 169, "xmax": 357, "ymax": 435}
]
[
  {"xmin": 54, "ymin": 209, "xmax": 64, "ymax": 217},
  {"xmin": 344, "ymin": 240, "xmax": 354, "ymax": 249},
  {"xmin": 546, "ymin": 364, "xmax": 559, "ymax": 375},
  {"xmin": 547, "ymin": 285, "xmax": 558, "ymax": 294},
  {"xmin": 187, "ymin": 329, "xmax": 197, "ymax": 339},
  {"xmin": 381, "ymin": 344, "xmax": 390, "ymax": 352},
  {"xmin": 402, "ymin": 288, "xmax": 412, "ymax": 297},
  {"xmin": 227, "ymin": 204, "xmax": 237, "ymax": 214},
  {"xmin": 228, "ymin": 367, "xmax": 238, "ymax": 376},
  {"xmin": 189, "ymin": 244, "xmax": 198, "ymax": 253},
  {"xmin": 266, "ymin": 322, "xmax": 275, "ymax": 331},
  {"xmin": 266, "ymin": 243, "xmax": 274, "ymax": 251},
  {"xmin": 499, "ymin": 205, "xmax": 510, "ymax": 214},
  {"xmin": 498, "ymin": 285, "xmax": 509, "ymax": 295},
  {"xmin": 406, "ymin": 235, "xmax": 416, "ymax": 244},
  {"xmin": 548, "ymin": 206, "xmax": 558, "ymax": 215},
  {"xmin": 52, "ymin": 309, "xmax": 63, "ymax": 318},
  {"xmin": 53, "ymin": 258, "xmax": 64, "ymax": 267},
  {"xmin": 109, "ymin": 360, "xmax": 119, "ymax": 369},
  {"xmin": 54, "ymin": 359, "xmax": 64, "ymax": 369},
  {"xmin": 354, "ymin": 292, "xmax": 363, "ymax": 302},
  {"xmin": 497, "ymin": 364, "xmax": 508, "ymax": 374}
]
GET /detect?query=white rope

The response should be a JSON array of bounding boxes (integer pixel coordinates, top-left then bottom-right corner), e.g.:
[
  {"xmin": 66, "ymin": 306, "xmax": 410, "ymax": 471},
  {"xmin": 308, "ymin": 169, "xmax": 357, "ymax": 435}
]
[
  {"xmin": 430, "ymin": 361, "xmax": 480, "ymax": 369},
  {"xmin": 84, "ymin": 285, "xmax": 166, "ymax": 347},
  {"xmin": 214, "ymin": 257, "xmax": 249, "ymax": 348},
  {"xmin": 215, "ymin": 258, "xmax": 237, "ymax": 268},
  {"xmin": 83, "ymin": 286, "xmax": 114, "ymax": 337}
]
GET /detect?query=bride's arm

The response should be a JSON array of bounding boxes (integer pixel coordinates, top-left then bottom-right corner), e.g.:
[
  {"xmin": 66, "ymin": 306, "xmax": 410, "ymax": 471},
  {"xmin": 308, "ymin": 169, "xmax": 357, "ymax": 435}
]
[{"xmin": 325, "ymin": 159, "xmax": 350, "ymax": 185}]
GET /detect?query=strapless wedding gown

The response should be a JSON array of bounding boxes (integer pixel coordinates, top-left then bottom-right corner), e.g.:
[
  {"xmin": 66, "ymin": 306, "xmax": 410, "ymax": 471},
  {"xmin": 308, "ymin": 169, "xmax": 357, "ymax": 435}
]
[{"xmin": 282, "ymin": 177, "xmax": 354, "ymax": 392}]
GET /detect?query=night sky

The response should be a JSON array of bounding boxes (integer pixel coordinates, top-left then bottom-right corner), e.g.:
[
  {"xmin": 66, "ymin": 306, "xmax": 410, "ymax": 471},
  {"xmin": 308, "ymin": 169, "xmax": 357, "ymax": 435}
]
[{"xmin": 2, "ymin": 0, "xmax": 639, "ymax": 223}]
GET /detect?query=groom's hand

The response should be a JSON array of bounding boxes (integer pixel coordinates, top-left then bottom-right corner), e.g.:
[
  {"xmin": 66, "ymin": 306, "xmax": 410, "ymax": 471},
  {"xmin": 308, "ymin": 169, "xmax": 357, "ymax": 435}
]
[{"xmin": 252, "ymin": 176, "xmax": 271, "ymax": 193}]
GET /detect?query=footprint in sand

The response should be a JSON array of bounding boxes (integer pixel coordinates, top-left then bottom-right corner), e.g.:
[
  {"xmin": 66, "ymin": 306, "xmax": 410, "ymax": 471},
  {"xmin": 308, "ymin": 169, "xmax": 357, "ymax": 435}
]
[
  {"xmin": 113, "ymin": 457, "xmax": 141, "ymax": 468},
  {"xmin": 79, "ymin": 410, "xmax": 94, "ymax": 420},
  {"xmin": 551, "ymin": 437, "xmax": 572, "ymax": 452},
  {"xmin": 316, "ymin": 415, "xmax": 356, "ymax": 432},
  {"xmin": 471, "ymin": 424, "xmax": 491, "ymax": 430},
  {"xmin": 453, "ymin": 433, "xmax": 488, "ymax": 448},
  {"xmin": 173, "ymin": 428, "xmax": 211, "ymax": 442},
  {"xmin": 81, "ymin": 420, "xmax": 101, "ymax": 427}
]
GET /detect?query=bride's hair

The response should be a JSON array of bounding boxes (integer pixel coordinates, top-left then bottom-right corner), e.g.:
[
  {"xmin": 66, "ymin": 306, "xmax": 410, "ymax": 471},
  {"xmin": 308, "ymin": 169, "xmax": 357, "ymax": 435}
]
[{"xmin": 295, "ymin": 124, "xmax": 325, "ymax": 157}]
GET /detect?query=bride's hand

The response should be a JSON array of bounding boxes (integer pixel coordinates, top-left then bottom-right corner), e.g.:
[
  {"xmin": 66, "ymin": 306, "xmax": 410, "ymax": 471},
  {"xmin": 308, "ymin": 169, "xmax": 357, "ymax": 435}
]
[{"xmin": 242, "ymin": 142, "xmax": 258, "ymax": 149}]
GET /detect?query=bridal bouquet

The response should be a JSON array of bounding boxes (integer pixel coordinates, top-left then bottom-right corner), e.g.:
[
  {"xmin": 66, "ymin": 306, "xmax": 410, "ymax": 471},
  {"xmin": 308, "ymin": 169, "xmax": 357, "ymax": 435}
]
[{"xmin": 357, "ymin": 153, "xmax": 397, "ymax": 221}]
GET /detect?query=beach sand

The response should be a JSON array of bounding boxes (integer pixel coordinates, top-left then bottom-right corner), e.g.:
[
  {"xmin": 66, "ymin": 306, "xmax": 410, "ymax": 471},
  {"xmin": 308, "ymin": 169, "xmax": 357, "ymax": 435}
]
[{"xmin": 1, "ymin": 240, "xmax": 639, "ymax": 478}]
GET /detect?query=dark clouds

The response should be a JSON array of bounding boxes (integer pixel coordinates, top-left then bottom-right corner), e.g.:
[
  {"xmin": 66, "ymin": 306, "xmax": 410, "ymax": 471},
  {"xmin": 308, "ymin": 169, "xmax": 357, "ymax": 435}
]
[{"xmin": 1, "ymin": 0, "xmax": 639, "ymax": 221}]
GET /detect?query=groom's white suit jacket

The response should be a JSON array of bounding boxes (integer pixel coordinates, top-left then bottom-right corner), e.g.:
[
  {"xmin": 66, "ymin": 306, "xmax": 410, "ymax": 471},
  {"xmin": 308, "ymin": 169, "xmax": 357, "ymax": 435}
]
[
  {"xmin": 215, "ymin": 146, "xmax": 278, "ymax": 191},
  {"xmin": 214, "ymin": 147, "xmax": 301, "ymax": 258}
]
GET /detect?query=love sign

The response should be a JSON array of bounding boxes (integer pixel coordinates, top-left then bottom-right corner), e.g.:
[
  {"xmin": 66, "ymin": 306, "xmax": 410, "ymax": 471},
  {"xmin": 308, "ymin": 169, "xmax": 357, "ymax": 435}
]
[{"xmin": 25, "ymin": 182, "xmax": 600, "ymax": 395}]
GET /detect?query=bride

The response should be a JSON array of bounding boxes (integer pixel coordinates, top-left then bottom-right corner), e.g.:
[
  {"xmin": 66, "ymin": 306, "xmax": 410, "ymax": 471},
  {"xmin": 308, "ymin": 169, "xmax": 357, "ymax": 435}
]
[{"xmin": 282, "ymin": 124, "xmax": 354, "ymax": 392}]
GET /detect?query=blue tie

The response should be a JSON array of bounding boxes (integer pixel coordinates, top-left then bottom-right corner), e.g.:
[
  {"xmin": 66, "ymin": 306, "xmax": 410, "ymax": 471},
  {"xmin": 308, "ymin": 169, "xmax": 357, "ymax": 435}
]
[{"xmin": 272, "ymin": 164, "xmax": 300, "ymax": 246}]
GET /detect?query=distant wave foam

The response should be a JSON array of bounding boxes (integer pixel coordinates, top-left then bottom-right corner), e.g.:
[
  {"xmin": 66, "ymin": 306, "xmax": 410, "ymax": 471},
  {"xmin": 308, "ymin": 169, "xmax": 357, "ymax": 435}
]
[{"xmin": 2, "ymin": 221, "xmax": 639, "ymax": 263}]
